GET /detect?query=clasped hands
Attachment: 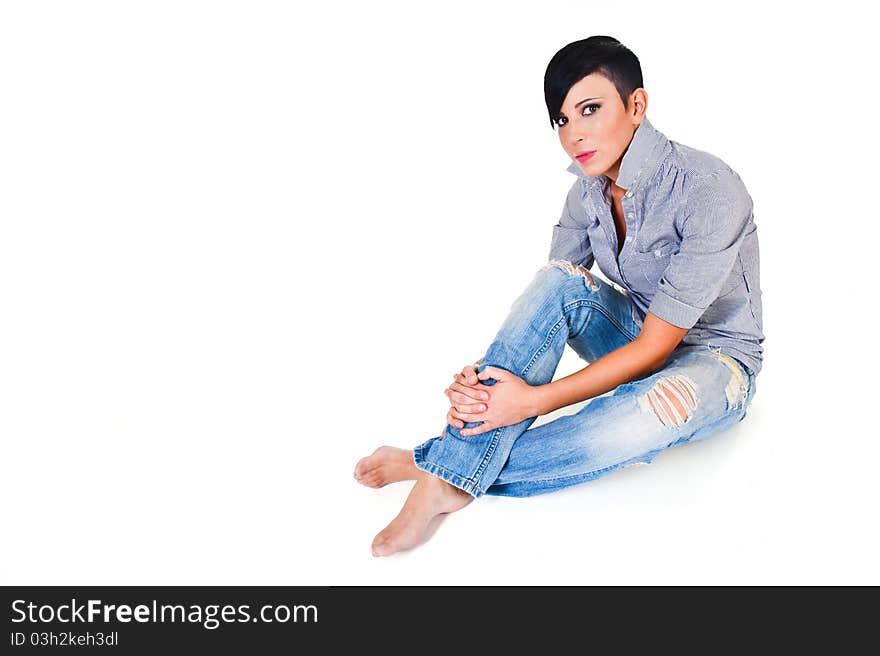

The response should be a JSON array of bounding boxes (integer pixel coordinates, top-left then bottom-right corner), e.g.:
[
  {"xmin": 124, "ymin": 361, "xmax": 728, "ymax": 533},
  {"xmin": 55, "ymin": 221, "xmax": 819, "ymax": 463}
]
[{"xmin": 442, "ymin": 359, "xmax": 541, "ymax": 437}]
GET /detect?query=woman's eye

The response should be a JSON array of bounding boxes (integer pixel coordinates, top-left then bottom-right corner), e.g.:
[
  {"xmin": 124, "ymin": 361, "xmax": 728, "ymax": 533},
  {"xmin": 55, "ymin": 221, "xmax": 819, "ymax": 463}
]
[{"xmin": 556, "ymin": 104, "xmax": 599, "ymax": 127}]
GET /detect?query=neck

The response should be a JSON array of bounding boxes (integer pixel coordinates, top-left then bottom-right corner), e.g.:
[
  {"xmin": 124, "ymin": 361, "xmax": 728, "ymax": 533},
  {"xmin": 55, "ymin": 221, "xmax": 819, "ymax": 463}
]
[
  {"xmin": 604, "ymin": 124, "xmax": 639, "ymax": 193},
  {"xmin": 603, "ymin": 173, "xmax": 627, "ymax": 201},
  {"xmin": 603, "ymin": 165, "xmax": 620, "ymax": 185}
]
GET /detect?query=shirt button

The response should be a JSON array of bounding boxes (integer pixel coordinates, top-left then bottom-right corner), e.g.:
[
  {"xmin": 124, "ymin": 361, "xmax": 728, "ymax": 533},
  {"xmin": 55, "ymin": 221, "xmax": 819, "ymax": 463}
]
[{"xmin": 624, "ymin": 191, "xmax": 631, "ymax": 197}]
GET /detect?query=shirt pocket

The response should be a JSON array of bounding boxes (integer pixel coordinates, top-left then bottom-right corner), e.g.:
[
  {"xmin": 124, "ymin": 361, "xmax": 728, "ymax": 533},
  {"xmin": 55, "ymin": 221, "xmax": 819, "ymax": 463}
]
[
  {"xmin": 636, "ymin": 238, "xmax": 678, "ymax": 258},
  {"xmin": 626, "ymin": 239, "xmax": 678, "ymax": 294}
]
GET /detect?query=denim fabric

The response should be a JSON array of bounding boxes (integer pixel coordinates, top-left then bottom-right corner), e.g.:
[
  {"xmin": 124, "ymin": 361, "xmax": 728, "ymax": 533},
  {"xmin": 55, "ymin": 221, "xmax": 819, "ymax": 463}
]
[
  {"xmin": 413, "ymin": 263, "xmax": 756, "ymax": 498},
  {"xmin": 552, "ymin": 117, "xmax": 764, "ymax": 376}
]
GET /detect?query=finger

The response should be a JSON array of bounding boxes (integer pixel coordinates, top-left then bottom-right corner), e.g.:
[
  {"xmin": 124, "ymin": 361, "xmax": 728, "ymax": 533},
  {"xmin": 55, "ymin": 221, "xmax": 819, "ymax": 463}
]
[
  {"xmin": 447, "ymin": 388, "xmax": 470, "ymax": 404},
  {"xmin": 445, "ymin": 384, "xmax": 485, "ymax": 405},
  {"xmin": 449, "ymin": 390, "xmax": 488, "ymax": 407},
  {"xmin": 450, "ymin": 407, "xmax": 485, "ymax": 422},
  {"xmin": 452, "ymin": 402, "xmax": 487, "ymax": 416},
  {"xmin": 460, "ymin": 364, "xmax": 479, "ymax": 386},
  {"xmin": 443, "ymin": 386, "xmax": 475, "ymax": 403},
  {"xmin": 455, "ymin": 367, "xmax": 475, "ymax": 386},
  {"xmin": 478, "ymin": 365, "xmax": 508, "ymax": 382},
  {"xmin": 446, "ymin": 411, "xmax": 463, "ymax": 430},
  {"xmin": 448, "ymin": 381, "xmax": 490, "ymax": 401},
  {"xmin": 446, "ymin": 383, "xmax": 489, "ymax": 401},
  {"xmin": 461, "ymin": 421, "xmax": 494, "ymax": 437}
]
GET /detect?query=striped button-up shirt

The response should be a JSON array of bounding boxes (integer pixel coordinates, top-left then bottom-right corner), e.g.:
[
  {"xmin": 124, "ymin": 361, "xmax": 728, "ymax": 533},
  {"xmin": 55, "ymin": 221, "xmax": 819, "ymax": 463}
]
[{"xmin": 549, "ymin": 116, "xmax": 765, "ymax": 375}]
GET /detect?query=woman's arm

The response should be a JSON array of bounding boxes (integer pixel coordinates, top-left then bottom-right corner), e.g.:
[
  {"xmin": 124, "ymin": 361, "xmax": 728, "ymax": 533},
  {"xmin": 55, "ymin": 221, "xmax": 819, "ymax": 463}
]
[
  {"xmin": 533, "ymin": 312, "xmax": 688, "ymax": 415},
  {"xmin": 451, "ymin": 312, "xmax": 689, "ymax": 438}
]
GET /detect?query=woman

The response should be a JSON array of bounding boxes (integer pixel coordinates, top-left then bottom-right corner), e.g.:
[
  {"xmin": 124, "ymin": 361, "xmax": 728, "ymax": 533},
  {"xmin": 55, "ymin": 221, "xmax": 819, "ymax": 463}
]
[{"xmin": 354, "ymin": 35, "xmax": 764, "ymax": 557}]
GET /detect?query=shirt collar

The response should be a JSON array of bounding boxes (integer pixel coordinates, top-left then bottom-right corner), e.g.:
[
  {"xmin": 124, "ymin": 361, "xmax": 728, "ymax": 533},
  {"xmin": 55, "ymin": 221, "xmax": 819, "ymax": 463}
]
[{"xmin": 565, "ymin": 116, "xmax": 670, "ymax": 193}]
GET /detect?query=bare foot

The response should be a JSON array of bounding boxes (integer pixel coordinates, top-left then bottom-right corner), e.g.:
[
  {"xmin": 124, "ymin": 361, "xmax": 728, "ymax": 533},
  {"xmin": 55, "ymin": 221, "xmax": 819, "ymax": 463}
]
[
  {"xmin": 354, "ymin": 446, "xmax": 419, "ymax": 488},
  {"xmin": 371, "ymin": 472, "xmax": 474, "ymax": 557}
]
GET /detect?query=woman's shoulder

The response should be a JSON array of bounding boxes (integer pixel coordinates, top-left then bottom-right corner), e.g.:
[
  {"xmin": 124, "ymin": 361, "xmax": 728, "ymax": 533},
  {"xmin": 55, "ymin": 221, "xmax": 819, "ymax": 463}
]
[
  {"xmin": 663, "ymin": 139, "xmax": 749, "ymax": 196},
  {"xmin": 650, "ymin": 145, "xmax": 751, "ymax": 224}
]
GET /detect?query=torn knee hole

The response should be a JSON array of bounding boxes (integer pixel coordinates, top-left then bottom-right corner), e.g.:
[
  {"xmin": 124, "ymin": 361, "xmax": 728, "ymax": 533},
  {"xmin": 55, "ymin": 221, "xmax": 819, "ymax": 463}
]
[
  {"xmin": 543, "ymin": 258, "xmax": 597, "ymax": 289},
  {"xmin": 638, "ymin": 375, "xmax": 699, "ymax": 428}
]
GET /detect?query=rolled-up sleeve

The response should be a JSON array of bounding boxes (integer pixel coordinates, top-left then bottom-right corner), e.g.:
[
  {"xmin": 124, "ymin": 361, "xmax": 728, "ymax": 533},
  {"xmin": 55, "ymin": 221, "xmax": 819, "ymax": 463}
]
[
  {"xmin": 548, "ymin": 179, "xmax": 595, "ymax": 269},
  {"xmin": 648, "ymin": 170, "xmax": 753, "ymax": 329}
]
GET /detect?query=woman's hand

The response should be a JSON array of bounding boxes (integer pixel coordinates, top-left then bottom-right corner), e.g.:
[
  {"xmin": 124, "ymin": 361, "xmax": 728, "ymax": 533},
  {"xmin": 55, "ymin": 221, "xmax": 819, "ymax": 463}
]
[
  {"xmin": 444, "ymin": 363, "xmax": 541, "ymax": 438},
  {"xmin": 443, "ymin": 358, "xmax": 488, "ymax": 430}
]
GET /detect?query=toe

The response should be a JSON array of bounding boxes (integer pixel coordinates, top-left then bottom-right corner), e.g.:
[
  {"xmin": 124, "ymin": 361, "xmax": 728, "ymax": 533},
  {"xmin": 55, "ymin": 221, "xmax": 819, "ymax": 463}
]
[
  {"xmin": 354, "ymin": 457, "xmax": 374, "ymax": 478},
  {"xmin": 371, "ymin": 534, "xmax": 391, "ymax": 557},
  {"xmin": 356, "ymin": 471, "xmax": 381, "ymax": 488}
]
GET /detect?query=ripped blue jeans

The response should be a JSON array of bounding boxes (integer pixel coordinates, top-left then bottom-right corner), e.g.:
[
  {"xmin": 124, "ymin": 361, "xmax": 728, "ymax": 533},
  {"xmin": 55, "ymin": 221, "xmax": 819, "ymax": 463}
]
[{"xmin": 413, "ymin": 259, "xmax": 757, "ymax": 498}]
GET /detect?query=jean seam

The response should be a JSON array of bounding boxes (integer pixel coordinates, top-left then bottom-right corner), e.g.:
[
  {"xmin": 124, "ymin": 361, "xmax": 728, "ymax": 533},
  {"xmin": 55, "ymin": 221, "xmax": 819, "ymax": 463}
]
[
  {"xmin": 414, "ymin": 442, "xmax": 486, "ymax": 496},
  {"xmin": 469, "ymin": 426, "xmax": 504, "ymax": 485},
  {"xmin": 522, "ymin": 315, "xmax": 568, "ymax": 377},
  {"xmin": 502, "ymin": 450, "xmax": 660, "ymax": 488},
  {"xmin": 520, "ymin": 301, "xmax": 636, "ymax": 378},
  {"xmin": 563, "ymin": 299, "xmax": 639, "ymax": 343},
  {"xmin": 416, "ymin": 445, "xmax": 484, "ymax": 494}
]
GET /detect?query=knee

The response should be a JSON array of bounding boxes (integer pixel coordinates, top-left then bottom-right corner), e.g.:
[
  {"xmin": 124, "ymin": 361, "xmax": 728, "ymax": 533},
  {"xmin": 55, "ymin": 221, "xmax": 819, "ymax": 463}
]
[
  {"xmin": 540, "ymin": 259, "xmax": 598, "ymax": 290},
  {"xmin": 637, "ymin": 375, "xmax": 699, "ymax": 429}
]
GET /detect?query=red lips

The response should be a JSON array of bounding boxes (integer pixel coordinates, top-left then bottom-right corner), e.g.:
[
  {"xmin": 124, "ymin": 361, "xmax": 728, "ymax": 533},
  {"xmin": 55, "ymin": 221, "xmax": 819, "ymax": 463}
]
[{"xmin": 575, "ymin": 150, "xmax": 597, "ymax": 163}]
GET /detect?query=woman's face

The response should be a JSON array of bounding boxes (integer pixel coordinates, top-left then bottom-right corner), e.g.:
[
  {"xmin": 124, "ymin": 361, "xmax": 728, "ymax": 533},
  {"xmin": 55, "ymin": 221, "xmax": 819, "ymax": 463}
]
[{"xmin": 555, "ymin": 72, "xmax": 647, "ymax": 186}]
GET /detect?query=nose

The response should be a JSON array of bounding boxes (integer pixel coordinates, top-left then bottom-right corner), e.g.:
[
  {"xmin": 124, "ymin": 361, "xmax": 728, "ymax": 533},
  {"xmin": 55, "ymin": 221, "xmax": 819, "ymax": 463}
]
[{"xmin": 569, "ymin": 129, "xmax": 587, "ymax": 148}]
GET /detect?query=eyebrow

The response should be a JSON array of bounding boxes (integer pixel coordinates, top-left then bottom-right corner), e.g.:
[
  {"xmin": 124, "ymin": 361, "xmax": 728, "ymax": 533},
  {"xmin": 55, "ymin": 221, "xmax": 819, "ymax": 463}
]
[{"xmin": 574, "ymin": 97, "xmax": 602, "ymax": 108}]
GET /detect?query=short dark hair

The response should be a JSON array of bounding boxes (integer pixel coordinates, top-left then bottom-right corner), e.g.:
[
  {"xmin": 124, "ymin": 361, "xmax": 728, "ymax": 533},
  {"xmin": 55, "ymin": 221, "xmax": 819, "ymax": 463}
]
[{"xmin": 544, "ymin": 36, "xmax": 643, "ymax": 128}]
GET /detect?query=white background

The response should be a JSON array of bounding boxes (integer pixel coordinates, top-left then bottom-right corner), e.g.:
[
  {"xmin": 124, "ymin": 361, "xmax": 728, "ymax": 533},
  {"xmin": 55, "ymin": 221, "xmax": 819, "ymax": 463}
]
[{"xmin": 1, "ymin": 1, "xmax": 877, "ymax": 585}]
